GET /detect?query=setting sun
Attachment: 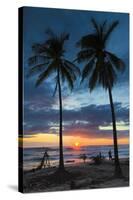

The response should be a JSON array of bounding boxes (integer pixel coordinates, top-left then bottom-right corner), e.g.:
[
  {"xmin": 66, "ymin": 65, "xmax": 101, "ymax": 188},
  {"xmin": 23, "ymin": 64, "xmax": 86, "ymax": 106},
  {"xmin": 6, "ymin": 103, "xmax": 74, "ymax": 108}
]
[{"xmin": 75, "ymin": 142, "xmax": 80, "ymax": 147}]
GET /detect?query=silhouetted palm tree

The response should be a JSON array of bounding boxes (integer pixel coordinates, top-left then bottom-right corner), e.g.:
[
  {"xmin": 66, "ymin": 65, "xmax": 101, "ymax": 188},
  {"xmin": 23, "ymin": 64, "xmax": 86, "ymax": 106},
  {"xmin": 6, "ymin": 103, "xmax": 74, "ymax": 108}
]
[
  {"xmin": 28, "ymin": 30, "xmax": 80, "ymax": 171},
  {"xmin": 76, "ymin": 18, "xmax": 125, "ymax": 177}
]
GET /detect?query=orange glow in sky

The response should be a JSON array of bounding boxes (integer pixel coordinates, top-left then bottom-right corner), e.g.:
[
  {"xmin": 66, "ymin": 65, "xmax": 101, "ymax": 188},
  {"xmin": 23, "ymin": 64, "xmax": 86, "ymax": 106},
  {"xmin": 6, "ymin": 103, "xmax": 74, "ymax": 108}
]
[
  {"xmin": 19, "ymin": 132, "xmax": 129, "ymax": 148},
  {"xmin": 73, "ymin": 141, "xmax": 80, "ymax": 149},
  {"xmin": 75, "ymin": 142, "xmax": 80, "ymax": 147}
]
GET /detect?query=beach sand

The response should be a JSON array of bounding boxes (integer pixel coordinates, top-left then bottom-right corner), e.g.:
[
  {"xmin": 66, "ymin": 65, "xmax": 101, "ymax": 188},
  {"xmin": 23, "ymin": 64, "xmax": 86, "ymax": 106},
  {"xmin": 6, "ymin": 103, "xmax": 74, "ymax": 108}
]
[{"xmin": 23, "ymin": 158, "xmax": 129, "ymax": 193}]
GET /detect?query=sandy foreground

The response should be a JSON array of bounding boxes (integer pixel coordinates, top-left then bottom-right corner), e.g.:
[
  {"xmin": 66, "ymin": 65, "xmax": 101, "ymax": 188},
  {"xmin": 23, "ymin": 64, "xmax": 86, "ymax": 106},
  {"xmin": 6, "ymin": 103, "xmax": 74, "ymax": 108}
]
[{"xmin": 23, "ymin": 158, "xmax": 129, "ymax": 193}]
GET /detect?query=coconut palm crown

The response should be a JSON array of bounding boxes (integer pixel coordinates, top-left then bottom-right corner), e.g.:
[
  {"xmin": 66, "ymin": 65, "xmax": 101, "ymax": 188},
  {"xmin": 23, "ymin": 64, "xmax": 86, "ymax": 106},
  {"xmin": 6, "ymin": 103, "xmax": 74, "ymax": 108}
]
[{"xmin": 77, "ymin": 18, "xmax": 125, "ymax": 90}]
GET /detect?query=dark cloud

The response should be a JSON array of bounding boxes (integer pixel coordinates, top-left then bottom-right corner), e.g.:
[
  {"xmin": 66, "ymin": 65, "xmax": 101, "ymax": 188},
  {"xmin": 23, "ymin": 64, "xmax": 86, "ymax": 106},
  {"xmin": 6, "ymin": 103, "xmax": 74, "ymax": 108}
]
[{"xmin": 24, "ymin": 102, "xmax": 129, "ymax": 139}]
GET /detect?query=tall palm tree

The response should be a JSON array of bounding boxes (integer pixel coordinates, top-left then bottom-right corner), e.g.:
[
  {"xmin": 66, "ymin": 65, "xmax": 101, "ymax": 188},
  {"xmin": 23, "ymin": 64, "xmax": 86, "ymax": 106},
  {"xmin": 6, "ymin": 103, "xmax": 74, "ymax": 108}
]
[
  {"xmin": 28, "ymin": 30, "xmax": 80, "ymax": 171},
  {"xmin": 76, "ymin": 18, "xmax": 125, "ymax": 177}
]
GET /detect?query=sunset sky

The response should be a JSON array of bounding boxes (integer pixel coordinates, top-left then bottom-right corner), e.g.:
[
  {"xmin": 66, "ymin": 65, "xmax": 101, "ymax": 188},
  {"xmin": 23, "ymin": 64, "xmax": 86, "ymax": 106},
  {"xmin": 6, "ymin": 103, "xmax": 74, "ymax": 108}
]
[{"xmin": 22, "ymin": 7, "xmax": 129, "ymax": 148}]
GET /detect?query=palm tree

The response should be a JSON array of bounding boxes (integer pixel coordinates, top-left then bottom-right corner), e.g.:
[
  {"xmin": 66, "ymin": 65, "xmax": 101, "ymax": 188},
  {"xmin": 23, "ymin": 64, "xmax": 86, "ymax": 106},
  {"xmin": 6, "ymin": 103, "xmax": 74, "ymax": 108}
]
[
  {"xmin": 76, "ymin": 18, "xmax": 125, "ymax": 177},
  {"xmin": 28, "ymin": 30, "xmax": 80, "ymax": 172}
]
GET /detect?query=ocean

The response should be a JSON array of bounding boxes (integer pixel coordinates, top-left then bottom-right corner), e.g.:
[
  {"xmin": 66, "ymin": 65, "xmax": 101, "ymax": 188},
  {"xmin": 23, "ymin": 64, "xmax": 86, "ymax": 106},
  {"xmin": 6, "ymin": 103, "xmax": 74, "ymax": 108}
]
[{"xmin": 23, "ymin": 144, "xmax": 129, "ymax": 170}]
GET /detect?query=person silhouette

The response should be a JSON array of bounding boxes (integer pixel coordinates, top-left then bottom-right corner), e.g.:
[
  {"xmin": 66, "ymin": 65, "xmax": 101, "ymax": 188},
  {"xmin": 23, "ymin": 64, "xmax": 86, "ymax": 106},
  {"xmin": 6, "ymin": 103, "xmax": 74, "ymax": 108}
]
[
  {"xmin": 82, "ymin": 154, "xmax": 87, "ymax": 163},
  {"xmin": 44, "ymin": 150, "xmax": 50, "ymax": 167},
  {"xmin": 99, "ymin": 152, "xmax": 102, "ymax": 159},
  {"xmin": 108, "ymin": 150, "xmax": 112, "ymax": 160}
]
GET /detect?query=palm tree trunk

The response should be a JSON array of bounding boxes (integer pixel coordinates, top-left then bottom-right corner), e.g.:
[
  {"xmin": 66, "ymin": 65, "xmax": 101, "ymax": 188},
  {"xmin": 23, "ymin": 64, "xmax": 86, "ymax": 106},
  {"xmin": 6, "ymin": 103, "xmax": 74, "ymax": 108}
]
[
  {"xmin": 108, "ymin": 85, "xmax": 123, "ymax": 177},
  {"xmin": 57, "ymin": 70, "xmax": 65, "ymax": 171}
]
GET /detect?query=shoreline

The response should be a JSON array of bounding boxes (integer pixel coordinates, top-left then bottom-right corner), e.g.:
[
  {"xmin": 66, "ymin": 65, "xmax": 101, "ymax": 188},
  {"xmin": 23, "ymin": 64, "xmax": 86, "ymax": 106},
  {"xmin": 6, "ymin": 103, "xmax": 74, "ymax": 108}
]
[
  {"xmin": 23, "ymin": 157, "xmax": 129, "ymax": 172},
  {"xmin": 22, "ymin": 144, "xmax": 129, "ymax": 171}
]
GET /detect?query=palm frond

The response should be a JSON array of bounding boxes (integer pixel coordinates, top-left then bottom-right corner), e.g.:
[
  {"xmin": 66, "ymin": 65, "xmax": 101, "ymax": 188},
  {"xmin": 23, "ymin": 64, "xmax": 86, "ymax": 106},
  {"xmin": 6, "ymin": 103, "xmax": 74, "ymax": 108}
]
[
  {"xmin": 31, "ymin": 43, "xmax": 42, "ymax": 54},
  {"xmin": 100, "ymin": 20, "xmax": 107, "ymax": 40},
  {"xmin": 77, "ymin": 34, "xmax": 98, "ymax": 49},
  {"xmin": 63, "ymin": 59, "xmax": 81, "ymax": 75},
  {"xmin": 28, "ymin": 56, "xmax": 38, "ymax": 66},
  {"xmin": 89, "ymin": 66, "xmax": 99, "ymax": 92},
  {"xmin": 98, "ymin": 62, "xmax": 117, "ymax": 89},
  {"xmin": 89, "ymin": 56, "xmax": 103, "ymax": 91},
  {"xmin": 106, "ymin": 51, "xmax": 125, "ymax": 71},
  {"xmin": 28, "ymin": 55, "xmax": 51, "ymax": 66},
  {"xmin": 103, "ymin": 21, "xmax": 119, "ymax": 43},
  {"xmin": 60, "ymin": 67, "xmax": 74, "ymax": 91},
  {"xmin": 81, "ymin": 58, "xmax": 95, "ymax": 83},
  {"xmin": 60, "ymin": 32, "xmax": 70, "ymax": 44},
  {"xmin": 45, "ymin": 28, "xmax": 56, "ymax": 38},
  {"xmin": 27, "ymin": 63, "xmax": 49, "ymax": 77},
  {"xmin": 102, "ymin": 20, "xmax": 107, "ymax": 30},
  {"xmin": 63, "ymin": 62, "xmax": 77, "ymax": 81},
  {"xmin": 53, "ymin": 77, "xmax": 58, "ymax": 97},
  {"xmin": 35, "ymin": 61, "xmax": 57, "ymax": 87},
  {"xmin": 91, "ymin": 18, "xmax": 100, "ymax": 35},
  {"xmin": 107, "ymin": 62, "xmax": 117, "ymax": 86},
  {"xmin": 31, "ymin": 43, "xmax": 50, "ymax": 55},
  {"xmin": 76, "ymin": 49, "xmax": 95, "ymax": 63}
]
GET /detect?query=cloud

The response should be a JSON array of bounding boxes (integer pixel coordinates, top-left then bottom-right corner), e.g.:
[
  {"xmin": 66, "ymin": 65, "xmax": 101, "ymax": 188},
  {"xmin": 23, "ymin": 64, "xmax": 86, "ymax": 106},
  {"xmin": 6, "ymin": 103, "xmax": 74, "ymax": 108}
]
[{"xmin": 24, "ymin": 101, "xmax": 129, "ymax": 139}]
